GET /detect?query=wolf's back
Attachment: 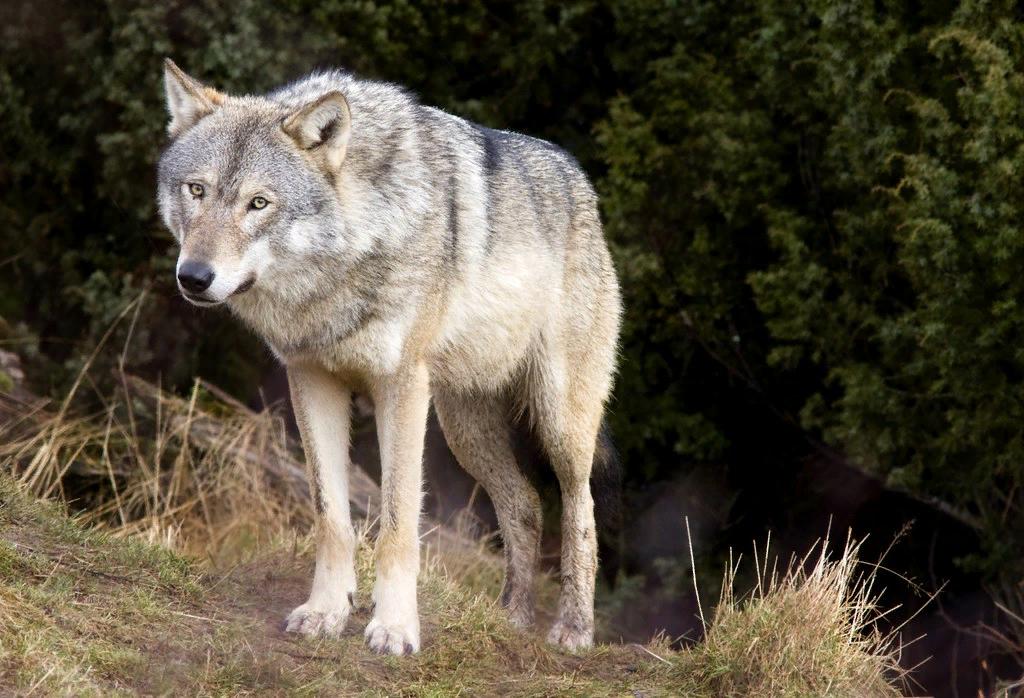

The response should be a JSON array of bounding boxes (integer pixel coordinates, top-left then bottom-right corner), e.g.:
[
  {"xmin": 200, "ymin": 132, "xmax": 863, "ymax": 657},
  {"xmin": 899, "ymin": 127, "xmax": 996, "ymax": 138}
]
[{"xmin": 265, "ymin": 70, "xmax": 601, "ymax": 262}]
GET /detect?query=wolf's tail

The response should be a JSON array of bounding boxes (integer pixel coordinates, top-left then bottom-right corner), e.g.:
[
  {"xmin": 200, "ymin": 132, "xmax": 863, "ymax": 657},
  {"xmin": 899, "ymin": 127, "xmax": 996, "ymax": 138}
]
[{"xmin": 592, "ymin": 420, "xmax": 623, "ymax": 577}]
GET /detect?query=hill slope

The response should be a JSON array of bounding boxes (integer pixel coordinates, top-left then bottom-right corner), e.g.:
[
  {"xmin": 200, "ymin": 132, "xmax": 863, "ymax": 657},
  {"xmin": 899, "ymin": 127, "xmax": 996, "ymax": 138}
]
[
  {"xmin": 0, "ymin": 370, "xmax": 903, "ymax": 696},
  {"xmin": 0, "ymin": 476, "xmax": 904, "ymax": 697},
  {"xmin": 0, "ymin": 475, "xmax": 685, "ymax": 696}
]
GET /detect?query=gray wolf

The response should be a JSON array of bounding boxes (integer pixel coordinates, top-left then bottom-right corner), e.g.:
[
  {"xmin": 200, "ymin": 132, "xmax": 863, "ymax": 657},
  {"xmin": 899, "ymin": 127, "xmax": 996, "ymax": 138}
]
[{"xmin": 156, "ymin": 59, "xmax": 622, "ymax": 654}]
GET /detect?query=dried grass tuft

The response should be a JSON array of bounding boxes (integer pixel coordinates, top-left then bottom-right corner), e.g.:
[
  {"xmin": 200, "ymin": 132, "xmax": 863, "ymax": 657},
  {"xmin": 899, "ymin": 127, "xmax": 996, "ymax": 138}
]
[
  {"xmin": 689, "ymin": 530, "xmax": 910, "ymax": 697},
  {"xmin": 1, "ymin": 372, "xmax": 312, "ymax": 562}
]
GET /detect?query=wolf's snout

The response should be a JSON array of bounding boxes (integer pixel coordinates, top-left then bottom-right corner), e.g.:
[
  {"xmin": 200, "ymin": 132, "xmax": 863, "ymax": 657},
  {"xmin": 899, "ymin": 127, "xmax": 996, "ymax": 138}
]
[{"xmin": 177, "ymin": 260, "xmax": 215, "ymax": 294}]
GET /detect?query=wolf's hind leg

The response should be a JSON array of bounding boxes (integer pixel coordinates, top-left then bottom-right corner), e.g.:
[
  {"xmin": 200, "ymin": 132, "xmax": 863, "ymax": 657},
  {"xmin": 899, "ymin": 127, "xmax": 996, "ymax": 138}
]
[
  {"xmin": 434, "ymin": 389, "xmax": 543, "ymax": 630},
  {"xmin": 285, "ymin": 364, "xmax": 357, "ymax": 638},
  {"xmin": 530, "ymin": 355, "xmax": 609, "ymax": 651}
]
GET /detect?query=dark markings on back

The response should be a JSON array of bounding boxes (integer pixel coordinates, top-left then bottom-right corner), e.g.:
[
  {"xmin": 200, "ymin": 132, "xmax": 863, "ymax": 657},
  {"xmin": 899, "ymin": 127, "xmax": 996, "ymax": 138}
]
[
  {"xmin": 447, "ymin": 175, "xmax": 458, "ymax": 265},
  {"xmin": 471, "ymin": 125, "xmax": 576, "ymax": 252},
  {"xmin": 559, "ymin": 161, "xmax": 576, "ymax": 220},
  {"xmin": 473, "ymin": 125, "xmax": 503, "ymax": 255},
  {"xmin": 477, "ymin": 126, "xmax": 501, "ymax": 176}
]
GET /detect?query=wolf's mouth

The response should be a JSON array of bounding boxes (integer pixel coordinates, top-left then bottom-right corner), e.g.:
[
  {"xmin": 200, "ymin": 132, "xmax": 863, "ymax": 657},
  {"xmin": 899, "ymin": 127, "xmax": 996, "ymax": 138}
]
[
  {"xmin": 232, "ymin": 276, "xmax": 256, "ymax": 296},
  {"xmin": 180, "ymin": 276, "xmax": 254, "ymax": 306},
  {"xmin": 181, "ymin": 290, "xmax": 220, "ymax": 307}
]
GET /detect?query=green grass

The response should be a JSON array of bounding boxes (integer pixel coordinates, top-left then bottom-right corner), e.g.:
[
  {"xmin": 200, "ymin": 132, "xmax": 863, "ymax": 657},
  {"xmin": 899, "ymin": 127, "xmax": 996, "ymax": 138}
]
[
  {"xmin": 0, "ymin": 475, "xmax": 905, "ymax": 697},
  {"xmin": 0, "ymin": 370, "xmax": 905, "ymax": 696},
  {"xmin": 0, "ymin": 477, "xmax": 680, "ymax": 696}
]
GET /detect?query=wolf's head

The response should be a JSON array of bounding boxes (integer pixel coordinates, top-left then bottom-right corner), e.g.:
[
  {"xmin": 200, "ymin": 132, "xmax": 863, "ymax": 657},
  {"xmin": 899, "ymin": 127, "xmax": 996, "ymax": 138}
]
[{"xmin": 157, "ymin": 59, "xmax": 351, "ymax": 306}]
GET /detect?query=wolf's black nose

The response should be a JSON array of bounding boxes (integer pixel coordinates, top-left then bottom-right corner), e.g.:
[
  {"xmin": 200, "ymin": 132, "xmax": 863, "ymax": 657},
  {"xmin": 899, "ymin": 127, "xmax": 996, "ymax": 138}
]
[{"xmin": 177, "ymin": 261, "xmax": 215, "ymax": 294}]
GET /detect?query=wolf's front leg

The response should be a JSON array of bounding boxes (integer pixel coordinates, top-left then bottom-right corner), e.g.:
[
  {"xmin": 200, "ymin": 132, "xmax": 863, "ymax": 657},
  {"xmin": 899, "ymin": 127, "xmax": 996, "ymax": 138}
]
[
  {"xmin": 285, "ymin": 364, "xmax": 357, "ymax": 637},
  {"xmin": 364, "ymin": 362, "xmax": 429, "ymax": 655}
]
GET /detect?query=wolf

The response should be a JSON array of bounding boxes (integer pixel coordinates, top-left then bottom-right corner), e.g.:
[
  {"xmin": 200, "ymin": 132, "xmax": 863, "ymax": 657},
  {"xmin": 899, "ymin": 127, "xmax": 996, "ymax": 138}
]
[{"xmin": 156, "ymin": 59, "xmax": 622, "ymax": 655}]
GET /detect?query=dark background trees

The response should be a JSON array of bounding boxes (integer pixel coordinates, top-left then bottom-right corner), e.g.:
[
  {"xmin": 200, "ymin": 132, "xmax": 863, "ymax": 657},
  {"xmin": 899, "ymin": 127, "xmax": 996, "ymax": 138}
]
[{"xmin": 3, "ymin": 0, "xmax": 1024, "ymax": 692}]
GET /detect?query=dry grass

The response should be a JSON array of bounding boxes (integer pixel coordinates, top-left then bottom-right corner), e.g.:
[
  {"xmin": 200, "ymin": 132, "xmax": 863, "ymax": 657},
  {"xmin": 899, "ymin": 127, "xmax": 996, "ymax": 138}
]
[
  {"xmin": 0, "ymin": 326, "xmax": 908, "ymax": 696},
  {"xmin": 685, "ymin": 533, "xmax": 907, "ymax": 697},
  {"xmin": 976, "ymin": 580, "xmax": 1024, "ymax": 697},
  {"xmin": 0, "ymin": 476, "xmax": 677, "ymax": 697},
  {"xmin": 0, "ymin": 467, "xmax": 908, "ymax": 696},
  {"xmin": 1, "ymin": 372, "xmax": 313, "ymax": 563},
  {"xmin": 0, "ymin": 293, "xmax": 320, "ymax": 563}
]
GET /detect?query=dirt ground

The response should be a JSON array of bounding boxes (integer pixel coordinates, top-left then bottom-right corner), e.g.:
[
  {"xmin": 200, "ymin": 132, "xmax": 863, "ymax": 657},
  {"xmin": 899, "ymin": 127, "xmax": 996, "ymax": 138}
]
[{"xmin": 0, "ymin": 478, "xmax": 679, "ymax": 697}]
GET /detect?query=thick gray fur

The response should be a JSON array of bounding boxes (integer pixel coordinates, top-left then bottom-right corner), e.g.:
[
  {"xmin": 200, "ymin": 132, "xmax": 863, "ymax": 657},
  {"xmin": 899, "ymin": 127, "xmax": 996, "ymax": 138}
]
[{"xmin": 157, "ymin": 59, "xmax": 622, "ymax": 654}]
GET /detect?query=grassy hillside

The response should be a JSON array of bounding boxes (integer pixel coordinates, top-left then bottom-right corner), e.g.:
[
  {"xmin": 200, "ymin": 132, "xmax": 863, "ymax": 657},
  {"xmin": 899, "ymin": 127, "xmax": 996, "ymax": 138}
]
[
  {"xmin": 0, "ymin": 478, "xmax": 906, "ymax": 697},
  {"xmin": 1, "ymin": 476, "xmax": 678, "ymax": 696},
  {"xmin": 0, "ymin": 371, "xmax": 905, "ymax": 696}
]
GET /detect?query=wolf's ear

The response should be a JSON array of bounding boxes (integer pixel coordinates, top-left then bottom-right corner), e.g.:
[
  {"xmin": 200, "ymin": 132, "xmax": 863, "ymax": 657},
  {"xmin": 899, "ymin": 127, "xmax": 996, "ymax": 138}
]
[
  {"xmin": 282, "ymin": 92, "xmax": 352, "ymax": 173},
  {"xmin": 163, "ymin": 58, "xmax": 224, "ymax": 138}
]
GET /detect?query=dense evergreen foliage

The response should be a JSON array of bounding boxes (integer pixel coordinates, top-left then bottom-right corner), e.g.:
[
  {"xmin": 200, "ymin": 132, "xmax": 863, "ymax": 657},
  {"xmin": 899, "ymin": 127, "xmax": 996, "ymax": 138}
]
[
  {"xmin": 3, "ymin": 0, "xmax": 1024, "ymax": 586},
  {"xmin": 600, "ymin": 0, "xmax": 1024, "ymax": 580}
]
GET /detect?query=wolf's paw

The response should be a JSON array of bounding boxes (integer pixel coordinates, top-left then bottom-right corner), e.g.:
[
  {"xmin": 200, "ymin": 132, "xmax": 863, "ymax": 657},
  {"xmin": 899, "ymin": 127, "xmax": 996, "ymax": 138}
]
[
  {"xmin": 547, "ymin": 618, "xmax": 593, "ymax": 651},
  {"xmin": 284, "ymin": 596, "xmax": 353, "ymax": 638},
  {"xmin": 364, "ymin": 616, "xmax": 420, "ymax": 655}
]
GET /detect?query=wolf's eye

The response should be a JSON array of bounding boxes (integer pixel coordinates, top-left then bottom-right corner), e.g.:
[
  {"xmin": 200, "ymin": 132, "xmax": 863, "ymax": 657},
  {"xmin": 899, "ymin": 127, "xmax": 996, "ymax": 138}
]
[
  {"xmin": 250, "ymin": 196, "xmax": 269, "ymax": 210},
  {"xmin": 188, "ymin": 183, "xmax": 204, "ymax": 198}
]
